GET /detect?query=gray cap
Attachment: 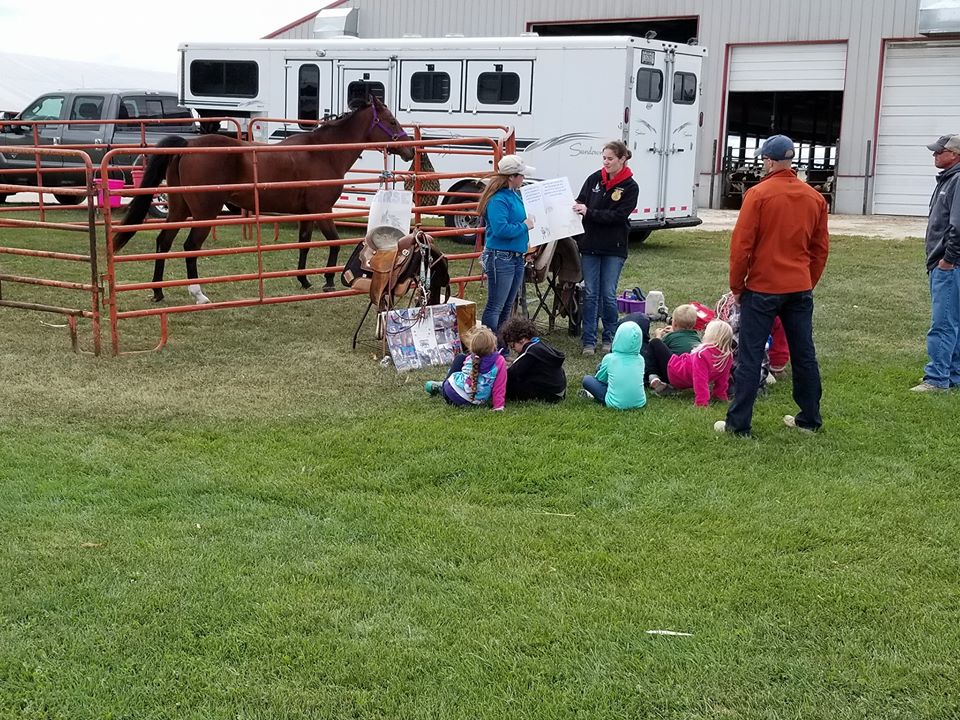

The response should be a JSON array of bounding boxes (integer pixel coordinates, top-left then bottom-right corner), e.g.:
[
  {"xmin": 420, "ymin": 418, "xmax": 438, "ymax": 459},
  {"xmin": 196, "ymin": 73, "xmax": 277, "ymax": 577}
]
[{"xmin": 926, "ymin": 134, "xmax": 960, "ymax": 153}]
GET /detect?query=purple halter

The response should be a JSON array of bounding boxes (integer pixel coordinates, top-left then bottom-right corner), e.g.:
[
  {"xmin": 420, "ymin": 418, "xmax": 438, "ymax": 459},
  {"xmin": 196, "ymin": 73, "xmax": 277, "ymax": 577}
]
[{"xmin": 369, "ymin": 100, "xmax": 409, "ymax": 142}]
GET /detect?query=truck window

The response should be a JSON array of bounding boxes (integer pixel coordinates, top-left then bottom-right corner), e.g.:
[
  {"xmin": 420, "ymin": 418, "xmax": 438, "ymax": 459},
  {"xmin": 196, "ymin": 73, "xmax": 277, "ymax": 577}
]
[
  {"xmin": 120, "ymin": 96, "xmax": 195, "ymax": 131},
  {"xmin": 190, "ymin": 60, "xmax": 259, "ymax": 98},
  {"xmin": 68, "ymin": 96, "xmax": 105, "ymax": 128},
  {"xmin": 477, "ymin": 72, "xmax": 520, "ymax": 105},
  {"xmin": 636, "ymin": 69, "xmax": 663, "ymax": 103},
  {"xmin": 673, "ymin": 72, "xmax": 697, "ymax": 105},
  {"xmin": 347, "ymin": 81, "xmax": 385, "ymax": 108},
  {"xmin": 298, "ymin": 65, "xmax": 320, "ymax": 128},
  {"xmin": 21, "ymin": 95, "xmax": 65, "ymax": 121},
  {"xmin": 410, "ymin": 72, "xmax": 451, "ymax": 103}
]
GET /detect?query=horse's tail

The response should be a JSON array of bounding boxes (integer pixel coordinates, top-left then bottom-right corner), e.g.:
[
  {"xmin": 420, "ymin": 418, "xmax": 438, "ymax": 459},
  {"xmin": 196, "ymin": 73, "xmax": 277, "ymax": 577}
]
[{"xmin": 113, "ymin": 136, "xmax": 189, "ymax": 251}]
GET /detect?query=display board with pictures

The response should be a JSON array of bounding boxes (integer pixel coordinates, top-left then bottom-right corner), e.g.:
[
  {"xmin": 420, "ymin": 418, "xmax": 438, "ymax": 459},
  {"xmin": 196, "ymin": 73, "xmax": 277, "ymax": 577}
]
[{"xmin": 383, "ymin": 304, "xmax": 462, "ymax": 372}]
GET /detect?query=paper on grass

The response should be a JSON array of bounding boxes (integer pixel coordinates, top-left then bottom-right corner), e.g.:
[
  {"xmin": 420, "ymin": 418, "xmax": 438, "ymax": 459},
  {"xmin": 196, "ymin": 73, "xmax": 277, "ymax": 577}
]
[{"xmin": 520, "ymin": 177, "xmax": 584, "ymax": 247}]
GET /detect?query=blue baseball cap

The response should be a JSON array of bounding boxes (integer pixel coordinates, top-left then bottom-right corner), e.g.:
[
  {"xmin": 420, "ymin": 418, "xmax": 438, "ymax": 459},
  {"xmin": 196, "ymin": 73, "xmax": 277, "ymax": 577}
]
[{"xmin": 755, "ymin": 135, "xmax": 796, "ymax": 161}]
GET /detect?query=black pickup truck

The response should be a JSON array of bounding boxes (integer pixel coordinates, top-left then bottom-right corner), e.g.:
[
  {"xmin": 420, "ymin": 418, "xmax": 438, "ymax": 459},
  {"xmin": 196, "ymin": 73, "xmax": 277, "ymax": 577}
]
[{"xmin": 0, "ymin": 89, "xmax": 199, "ymax": 206}]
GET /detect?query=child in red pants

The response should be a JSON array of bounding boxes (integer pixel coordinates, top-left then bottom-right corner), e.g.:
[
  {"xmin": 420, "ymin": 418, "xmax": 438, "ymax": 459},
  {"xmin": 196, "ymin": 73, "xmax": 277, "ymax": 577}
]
[{"xmin": 768, "ymin": 317, "xmax": 790, "ymax": 378}]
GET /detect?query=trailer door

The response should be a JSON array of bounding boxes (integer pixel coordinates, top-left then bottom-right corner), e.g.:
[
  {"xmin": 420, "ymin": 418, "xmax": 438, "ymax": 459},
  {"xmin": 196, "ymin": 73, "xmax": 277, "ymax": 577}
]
[
  {"xmin": 338, "ymin": 62, "xmax": 394, "ymax": 113},
  {"xmin": 663, "ymin": 51, "xmax": 703, "ymax": 221},
  {"xmin": 285, "ymin": 60, "xmax": 334, "ymax": 130},
  {"xmin": 629, "ymin": 48, "xmax": 668, "ymax": 223},
  {"xmin": 337, "ymin": 61, "xmax": 400, "ymax": 197}
]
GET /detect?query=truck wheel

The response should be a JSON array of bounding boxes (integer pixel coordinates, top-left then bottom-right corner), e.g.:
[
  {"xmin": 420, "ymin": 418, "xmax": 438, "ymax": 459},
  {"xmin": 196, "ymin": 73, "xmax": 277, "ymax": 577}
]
[
  {"xmin": 147, "ymin": 190, "xmax": 169, "ymax": 219},
  {"xmin": 442, "ymin": 180, "xmax": 485, "ymax": 245},
  {"xmin": 54, "ymin": 193, "xmax": 83, "ymax": 206}
]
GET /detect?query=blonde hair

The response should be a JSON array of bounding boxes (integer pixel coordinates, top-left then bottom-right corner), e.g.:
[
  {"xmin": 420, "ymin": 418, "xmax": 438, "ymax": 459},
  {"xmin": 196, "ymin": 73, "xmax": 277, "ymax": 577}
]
[
  {"xmin": 464, "ymin": 325, "xmax": 498, "ymax": 400},
  {"xmin": 671, "ymin": 304, "xmax": 698, "ymax": 330},
  {"xmin": 695, "ymin": 319, "xmax": 734, "ymax": 369},
  {"xmin": 465, "ymin": 325, "xmax": 497, "ymax": 356},
  {"xmin": 477, "ymin": 173, "xmax": 513, "ymax": 216}
]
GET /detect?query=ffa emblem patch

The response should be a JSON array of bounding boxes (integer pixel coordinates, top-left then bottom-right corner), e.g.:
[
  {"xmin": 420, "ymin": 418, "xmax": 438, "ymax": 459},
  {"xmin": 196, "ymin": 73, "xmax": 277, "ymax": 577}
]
[{"xmin": 611, "ymin": 188, "xmax": 623, "ymax": 202}]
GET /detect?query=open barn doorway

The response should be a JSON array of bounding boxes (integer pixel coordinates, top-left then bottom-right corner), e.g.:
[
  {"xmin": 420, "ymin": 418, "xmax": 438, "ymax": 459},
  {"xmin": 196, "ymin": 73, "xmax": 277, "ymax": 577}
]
[
  {"xmin": 721, "ymin": 91, "xmax": 843, "ymax": 210},
  {"xmin": 528, "ymin": 16, "xmax": 699, "ymax": 45}
]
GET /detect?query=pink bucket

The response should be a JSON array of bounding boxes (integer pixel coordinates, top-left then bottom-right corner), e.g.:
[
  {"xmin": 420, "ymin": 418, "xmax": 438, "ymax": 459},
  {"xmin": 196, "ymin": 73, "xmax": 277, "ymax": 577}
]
[
  {"xmin": 94, "ymin": 178, "xmax": 124, "ymax": 208},
  {"xmin": 131, "ymin": 168, "xmax": 145, "ymax": 188}
]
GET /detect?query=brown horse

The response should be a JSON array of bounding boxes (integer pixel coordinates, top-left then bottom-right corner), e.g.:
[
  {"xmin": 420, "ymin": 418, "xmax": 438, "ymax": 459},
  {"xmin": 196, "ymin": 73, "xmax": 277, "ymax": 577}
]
[{"xmin": 113, "ymin": 96, "xmax": 414, "ymax": 303}]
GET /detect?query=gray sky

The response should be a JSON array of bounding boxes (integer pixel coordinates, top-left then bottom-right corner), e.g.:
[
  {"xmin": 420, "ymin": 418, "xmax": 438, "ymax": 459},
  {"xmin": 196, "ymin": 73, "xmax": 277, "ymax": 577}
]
[{"xmin": 0, "ymin": 1, "xmax": 326, "ymax": 72}]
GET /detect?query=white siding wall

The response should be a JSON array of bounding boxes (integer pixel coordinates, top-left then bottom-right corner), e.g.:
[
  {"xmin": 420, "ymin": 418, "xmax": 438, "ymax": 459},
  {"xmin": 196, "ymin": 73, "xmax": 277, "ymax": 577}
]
[
  {"xmin": 874, "ymin": 42, "xmax": 960, "ymax": 215},
  {"xmin": 277, "ymin": 0, "xmax": 929, "ymax": 214},
  {"xmin": 728, "ymin": 44, "xmax": 848, "ymax": 92}
]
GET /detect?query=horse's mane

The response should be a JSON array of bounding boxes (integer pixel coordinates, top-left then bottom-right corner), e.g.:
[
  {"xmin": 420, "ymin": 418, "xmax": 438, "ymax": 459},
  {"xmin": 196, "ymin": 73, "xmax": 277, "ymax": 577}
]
[
  {"xmin": 283, "ymin": 99, "xmax": 374, "ymax": 143},
  {"xmin": 324, "ymin": 99, "xmax": 374, "ymax": 127}
]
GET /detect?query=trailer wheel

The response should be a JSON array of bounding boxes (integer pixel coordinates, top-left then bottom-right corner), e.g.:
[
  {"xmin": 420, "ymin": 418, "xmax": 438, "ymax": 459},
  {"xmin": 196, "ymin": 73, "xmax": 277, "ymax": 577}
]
[
  {"xmin": 54, "ymin": 193, "xmax": 83, "ymax": 206},
  {"xmin": 630, "ymin": 229, "xmax": 652, "ymax": 244},
  {"xmin": 442, "ymin": 180, "xmax": 485, "ymax": 244}
]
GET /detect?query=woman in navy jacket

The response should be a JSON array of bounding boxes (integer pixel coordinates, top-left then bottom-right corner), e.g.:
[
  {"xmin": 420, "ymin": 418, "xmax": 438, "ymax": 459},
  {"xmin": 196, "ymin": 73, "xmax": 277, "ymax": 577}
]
[
  {"xmin": 477, "ymin": 154, "xmax": 535, "ymax": 333},
  {"xmin": 573, "ymin": 140, "xmax": 640, "ymax": 355}
]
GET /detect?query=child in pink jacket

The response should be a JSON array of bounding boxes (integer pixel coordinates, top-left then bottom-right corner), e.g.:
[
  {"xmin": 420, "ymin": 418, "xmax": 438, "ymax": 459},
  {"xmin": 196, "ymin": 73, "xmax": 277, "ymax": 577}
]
[{"xmin": 648, "ymin": 319, "xmax": 734, "ymax": 406}]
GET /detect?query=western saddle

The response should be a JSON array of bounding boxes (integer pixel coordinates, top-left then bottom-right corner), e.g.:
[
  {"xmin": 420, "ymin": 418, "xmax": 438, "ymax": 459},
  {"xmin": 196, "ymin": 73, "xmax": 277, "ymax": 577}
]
[{"xmin": 341, "ymin": 226, "xmax": 449, "ymax": 312}]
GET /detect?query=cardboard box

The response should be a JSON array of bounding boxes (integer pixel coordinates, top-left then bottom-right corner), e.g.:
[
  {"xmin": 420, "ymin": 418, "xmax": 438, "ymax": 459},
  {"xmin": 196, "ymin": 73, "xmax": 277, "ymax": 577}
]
[{"xmin": 446, "ymin": 296, "xmax": 477, "ymax": 342}]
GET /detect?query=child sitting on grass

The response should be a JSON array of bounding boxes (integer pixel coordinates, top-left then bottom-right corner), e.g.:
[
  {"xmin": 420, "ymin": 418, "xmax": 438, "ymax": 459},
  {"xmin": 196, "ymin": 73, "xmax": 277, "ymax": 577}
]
[
  {"xmin": 654, "ymin": 303, "xmax": 701, "ymax": 353},
  {"xmin": 425, "ymin": 325, "xmax": 507, "ymax": 411},
  {"xmin": 579, "ymin": 321, "xmax": 647, "ymax": 410},
  {"xmin": 648, "ymin": 319, "xmax": 734, "ymax": 407},
  {"xmin": 499, "ymin": 317, "xmax": 567, "ymax": 403}
]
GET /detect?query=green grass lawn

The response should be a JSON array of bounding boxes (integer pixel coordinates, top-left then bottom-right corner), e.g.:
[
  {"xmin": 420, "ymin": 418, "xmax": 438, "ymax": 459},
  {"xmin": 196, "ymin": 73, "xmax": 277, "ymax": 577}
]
[{"xmin": 1, "ymin": 214, "xmax": 958, "ymax": 719}]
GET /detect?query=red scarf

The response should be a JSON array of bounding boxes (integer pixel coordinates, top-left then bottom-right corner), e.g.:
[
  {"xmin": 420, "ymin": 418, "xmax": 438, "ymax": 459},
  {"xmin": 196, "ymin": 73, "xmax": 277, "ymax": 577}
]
[{"xmin": 601, "ymin": 165, "xmax": 633, "ymax": 192}]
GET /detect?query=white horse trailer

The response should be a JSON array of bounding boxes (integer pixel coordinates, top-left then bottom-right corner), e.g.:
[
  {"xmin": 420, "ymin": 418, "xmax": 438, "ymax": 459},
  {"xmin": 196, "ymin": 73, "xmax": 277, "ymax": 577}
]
[{"xmin": 178, "ymin": 35, "xmax": 707, "ymax": 237}]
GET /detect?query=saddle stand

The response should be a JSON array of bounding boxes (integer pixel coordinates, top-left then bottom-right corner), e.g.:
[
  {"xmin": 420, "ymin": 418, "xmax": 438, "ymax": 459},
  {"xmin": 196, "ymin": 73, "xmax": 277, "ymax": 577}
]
[{"xmin": 517, "ymin": 236, "xmax": 583, "ymax": 336}]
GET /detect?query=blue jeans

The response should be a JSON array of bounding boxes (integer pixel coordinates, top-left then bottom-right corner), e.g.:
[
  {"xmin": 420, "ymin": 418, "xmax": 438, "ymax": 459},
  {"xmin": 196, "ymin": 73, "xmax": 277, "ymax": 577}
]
[
  {"xmin": 481, "ymin": 249, "xmax": 525, "ymax": 332},
  {"xmin": 924, "ymin": 266, "xmax": 960, "ymax": 388},
  {"xmin": 582, "ymin": 375, "xmax": 608, "ymax": 405},
  {"xmin": 580, "ymin": 254, "xmax": 626, "ymax": 347},
  {"xmin": 725, "ymin": 290, "xmax": 823, "ymax": 435}
]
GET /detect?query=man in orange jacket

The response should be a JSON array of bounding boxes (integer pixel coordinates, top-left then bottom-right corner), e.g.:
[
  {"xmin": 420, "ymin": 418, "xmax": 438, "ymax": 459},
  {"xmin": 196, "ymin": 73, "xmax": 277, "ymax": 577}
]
[{"xmin": 715, "ymin": 135, "xmax": 830, "ymax": 436}]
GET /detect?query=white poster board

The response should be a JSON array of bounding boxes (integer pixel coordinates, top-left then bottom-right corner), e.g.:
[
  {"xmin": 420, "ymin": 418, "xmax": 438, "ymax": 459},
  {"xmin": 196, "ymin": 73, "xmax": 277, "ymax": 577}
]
[{"xmin": 520, "ymin": 177, "xmax": 584, "ymax": 247}]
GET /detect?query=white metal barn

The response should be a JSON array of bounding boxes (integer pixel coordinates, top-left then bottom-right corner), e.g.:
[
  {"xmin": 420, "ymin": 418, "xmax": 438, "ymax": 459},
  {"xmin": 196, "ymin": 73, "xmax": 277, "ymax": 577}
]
[{"xmin": 266, "ymin": 0, "xmax": 960, "ymax": 217}]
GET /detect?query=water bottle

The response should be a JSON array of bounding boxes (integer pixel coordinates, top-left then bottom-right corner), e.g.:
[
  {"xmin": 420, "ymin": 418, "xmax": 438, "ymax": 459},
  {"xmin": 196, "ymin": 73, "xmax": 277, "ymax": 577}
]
[{"xmin": 645, "ymin": 290, "xmax": 665, "ymax": 318}]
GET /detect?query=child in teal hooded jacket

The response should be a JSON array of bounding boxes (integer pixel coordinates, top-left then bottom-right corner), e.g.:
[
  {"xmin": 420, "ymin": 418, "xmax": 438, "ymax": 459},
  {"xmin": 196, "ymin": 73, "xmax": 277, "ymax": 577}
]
[{"xmin": 580, "ymin": 321, "xmax": 647, "ymax": 409}]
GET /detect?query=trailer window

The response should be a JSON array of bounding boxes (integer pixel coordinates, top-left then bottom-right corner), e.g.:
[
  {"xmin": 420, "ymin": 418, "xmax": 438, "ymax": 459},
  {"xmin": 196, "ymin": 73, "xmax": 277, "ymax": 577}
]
[
  {"xmin": 410, "ymin": 72, "xmax": 451, "ymax": 103},
  {"xmin": 636, "ymin": 68, "xmax": 663, "ymax": 103},
  {"xmin": 298, "ymin": 65, "xmax": 320, "ymax": 127},
  {"xmin": 477, "ymin": 72, "xmax": 520, "ymax": 105},
  {"xmin": 347, "ymin": 81, "xmax": 386, "ymax": 108},
  {"xmin": 190, "ymin": 60, "xmax": 259, "ymax": 99},
  {"xmin": 673, "ymin": 72, "xmax": 697, "ymax": 105}
]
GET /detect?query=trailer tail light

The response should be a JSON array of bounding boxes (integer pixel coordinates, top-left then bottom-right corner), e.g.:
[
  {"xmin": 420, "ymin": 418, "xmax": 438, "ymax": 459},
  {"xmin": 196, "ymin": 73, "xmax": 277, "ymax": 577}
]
[
  {"xmin": 699, "ymin": 112, "xmax": 704, "ymax": 127},
  {"xmin": 624, "ymin": 107, "xmax": 630, "ymax": 125}
]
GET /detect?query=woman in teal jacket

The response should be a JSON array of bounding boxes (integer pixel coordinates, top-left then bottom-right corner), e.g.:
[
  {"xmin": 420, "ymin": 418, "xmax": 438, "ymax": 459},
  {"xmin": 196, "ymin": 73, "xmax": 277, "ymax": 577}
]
[
  {"xmin": 580, "ymin": 321, "xmax": 647, "ymax": 409},
  {"xmin": 476, "ymin": 154, "xmax": 535, "ymax": 332}
]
